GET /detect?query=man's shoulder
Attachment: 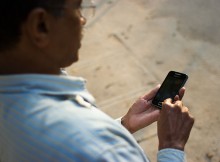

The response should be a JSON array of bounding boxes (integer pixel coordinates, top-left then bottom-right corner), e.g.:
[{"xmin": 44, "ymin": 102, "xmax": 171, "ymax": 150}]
[
  {"xmin": 1, "ymin": 92, "xmax": 148, "ymax": 161},
  {"xmin": 23, "ymin": 98, "xmax": 136, "ymax": 160}
]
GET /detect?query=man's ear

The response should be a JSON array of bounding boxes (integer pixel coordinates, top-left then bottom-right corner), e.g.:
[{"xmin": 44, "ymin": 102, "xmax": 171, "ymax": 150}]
[{"xmin": 23, "ymin": 8, "xmax": 52, "ymax": 48}]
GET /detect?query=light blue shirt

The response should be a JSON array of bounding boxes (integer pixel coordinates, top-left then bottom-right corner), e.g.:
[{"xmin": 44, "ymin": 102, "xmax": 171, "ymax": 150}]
[{"xmin": 0, "ymin": 74, "xmax": 185, "ymax": 162}]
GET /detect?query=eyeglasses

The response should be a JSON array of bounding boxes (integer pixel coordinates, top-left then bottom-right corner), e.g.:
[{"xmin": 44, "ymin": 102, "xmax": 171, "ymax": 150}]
[
  {"xmin": 80, "ymin": 0, "xmax": 96, "ymax": 20},
  {"xmin": 49, "ymin": 0, "xmax": 96, "ymax": 20}
]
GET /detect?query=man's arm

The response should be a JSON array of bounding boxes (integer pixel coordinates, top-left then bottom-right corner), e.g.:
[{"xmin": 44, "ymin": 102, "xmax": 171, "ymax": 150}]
[
  {"xmin": 157, "ymin": 98, "xmax": 194, "ymax": 151},
  {"xmin": 118, "ymin": 86, "xmax": 194, "ymax": 162}
]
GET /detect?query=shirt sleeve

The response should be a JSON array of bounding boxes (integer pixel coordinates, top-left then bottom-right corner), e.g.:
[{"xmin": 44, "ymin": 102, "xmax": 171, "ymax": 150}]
[
  {"xmin": 115, "ymin": 118, "xmax": 186, "ymax": 162},
  {"xmin": 157, "ymin": 148, "xmax": 186, "ymax": 162},
  {"xmin": 97, "ymin": 144, "xmax": 149, "ymax": 162}
]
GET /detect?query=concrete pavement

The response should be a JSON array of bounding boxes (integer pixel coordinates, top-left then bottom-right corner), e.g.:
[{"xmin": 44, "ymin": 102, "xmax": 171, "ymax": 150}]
[{"xmin": 67, "ymin": 0, "xmax": 220, "ymax": 161}]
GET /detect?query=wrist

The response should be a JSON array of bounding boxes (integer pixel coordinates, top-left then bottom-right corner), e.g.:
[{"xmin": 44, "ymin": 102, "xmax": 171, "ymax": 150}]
[{"xmin": 121, "ymin": 116, "xmax": 135, "ymax": 133}]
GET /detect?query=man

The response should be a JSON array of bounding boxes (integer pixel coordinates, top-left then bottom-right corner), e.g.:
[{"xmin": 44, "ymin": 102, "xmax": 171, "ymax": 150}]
[{"xmin": 0, "ymin": 0, "xmax": 194, "ymax": 161}]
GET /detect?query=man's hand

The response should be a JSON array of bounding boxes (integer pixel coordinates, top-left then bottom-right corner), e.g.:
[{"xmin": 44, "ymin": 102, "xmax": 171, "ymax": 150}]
[
  {"xmin": 121, "ymin": 85, "xmax": 161, "ymax": 133},
  {"xmin": 157, "ymin": 98, "xmax": 194, "ymax": 151},
  {"xmin": 121, "ymin": 85, "xmax": 186, "ymax": 134}
]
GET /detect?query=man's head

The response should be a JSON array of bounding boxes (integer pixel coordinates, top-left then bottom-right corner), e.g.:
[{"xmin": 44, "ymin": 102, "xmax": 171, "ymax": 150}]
[
  {"xmin": 0, "ymin": 0, "xmax": 67, "ymax": 51},
  {"xmin": 0, "ymin": 0, "xmax": 86, "ymax": 74}
]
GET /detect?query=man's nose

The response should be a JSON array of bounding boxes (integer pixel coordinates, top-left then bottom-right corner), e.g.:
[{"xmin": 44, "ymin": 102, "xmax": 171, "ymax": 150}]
[{"xmin": 81, "ymin": 16, "xmax": 87, "ymax": 26}]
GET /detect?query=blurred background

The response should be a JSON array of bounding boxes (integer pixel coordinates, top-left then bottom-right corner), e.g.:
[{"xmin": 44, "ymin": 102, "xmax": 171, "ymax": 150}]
[{"xmin": 67, "ymin": 0, "xmax": 220, "ymax": 161}]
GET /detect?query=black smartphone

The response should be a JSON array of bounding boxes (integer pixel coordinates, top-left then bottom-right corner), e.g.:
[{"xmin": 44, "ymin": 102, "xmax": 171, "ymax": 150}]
[{"xmin": 152, "ymin": 71, "xmax": 188, "ymax": 109}]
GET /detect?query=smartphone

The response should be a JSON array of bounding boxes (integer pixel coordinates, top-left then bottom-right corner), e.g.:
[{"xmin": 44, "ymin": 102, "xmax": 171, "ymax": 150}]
[{"xmin": 152, "ymin": 71, "xmax": 188, "ymax": 109}]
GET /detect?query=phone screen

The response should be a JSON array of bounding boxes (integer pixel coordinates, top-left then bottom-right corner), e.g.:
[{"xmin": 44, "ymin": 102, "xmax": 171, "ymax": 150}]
[{"xmin": 152, "ymin": 71, "xmax": 188, "ymax": 109}]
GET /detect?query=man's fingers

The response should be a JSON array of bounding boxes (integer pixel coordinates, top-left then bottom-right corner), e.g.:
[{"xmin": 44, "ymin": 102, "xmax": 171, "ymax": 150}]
[
  {"xmin": 175, "ymin": 100, "xmax": 183, "ymax": 108},
  {"xmin": 161, "ymin": 98, "xmax": 173, "ymax": 112},
  {"xmin": 142, "ymin": 84, "xmax": 160, "ymax": 100},
  {"xmin": 174, "ymin": 87, "xmax": 185, "ymax": 101},
  {"xmin": 178, "ymin": 87, "xmax": 185, "ymax": 100},
  {"xmin": 174, "ymin": 95, "xmax": 180, "ymax": 101},
  {"xmin": 163, "ymin": 98, "xmax": 172, "ymax": 104}
]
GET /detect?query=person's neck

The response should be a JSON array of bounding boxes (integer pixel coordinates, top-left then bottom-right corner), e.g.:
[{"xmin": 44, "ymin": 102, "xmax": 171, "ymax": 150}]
[
  {"xmin": 0, "ymin": 66, "xmax": 61, "ymax": 75},
  {"xmin": 0, "ymin": 51, "xmax": 60, "ymax": 75}
]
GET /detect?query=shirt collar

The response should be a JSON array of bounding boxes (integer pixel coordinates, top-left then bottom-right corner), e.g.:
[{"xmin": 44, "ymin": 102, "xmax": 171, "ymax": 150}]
[{"xmin": 0, "ymin": 74, "xmax": 95, "ymax": 103}]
